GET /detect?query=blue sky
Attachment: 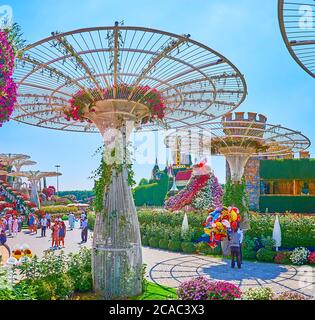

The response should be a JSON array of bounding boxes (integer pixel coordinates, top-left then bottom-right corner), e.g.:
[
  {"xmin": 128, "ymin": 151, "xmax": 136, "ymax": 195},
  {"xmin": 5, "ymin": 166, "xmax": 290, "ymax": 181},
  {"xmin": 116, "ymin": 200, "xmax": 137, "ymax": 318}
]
[{"xmin": 1, "ymin": 0, "xmax": 314, "ymax": 190}]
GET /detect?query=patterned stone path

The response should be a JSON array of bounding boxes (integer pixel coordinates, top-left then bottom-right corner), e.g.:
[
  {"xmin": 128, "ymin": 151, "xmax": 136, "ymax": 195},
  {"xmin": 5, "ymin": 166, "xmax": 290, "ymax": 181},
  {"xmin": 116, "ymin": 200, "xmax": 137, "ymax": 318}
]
[
  {"xmin": 5, "ymin": 230, "xmax": 315, "ymax": 299},
  {"xmin": 145, "ymin": 249, "xmax": 315, "ymax": 299}
]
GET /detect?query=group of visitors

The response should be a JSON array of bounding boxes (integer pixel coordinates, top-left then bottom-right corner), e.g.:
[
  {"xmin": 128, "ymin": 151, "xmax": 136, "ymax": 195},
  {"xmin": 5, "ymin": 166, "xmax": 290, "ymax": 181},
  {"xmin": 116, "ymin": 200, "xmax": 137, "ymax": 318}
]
[
  {"xmin": 50, "ymin": 218, "xmax": 67, "ymax": 250},
  {"xmin": 0, "ymin": 207, "xmax": 89, "ymax": 251},
  {"xmin": 0, "ymin": 214, "xmax": 24, "ymax": 238}
]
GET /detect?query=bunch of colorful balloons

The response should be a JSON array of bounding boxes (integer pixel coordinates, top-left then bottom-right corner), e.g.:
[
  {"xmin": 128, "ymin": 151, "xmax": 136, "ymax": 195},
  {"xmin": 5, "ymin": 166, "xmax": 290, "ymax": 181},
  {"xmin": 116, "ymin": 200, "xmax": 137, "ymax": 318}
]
[{"xmin": 201, "ymin": 206, "xmax": 241, "ymax": 248}]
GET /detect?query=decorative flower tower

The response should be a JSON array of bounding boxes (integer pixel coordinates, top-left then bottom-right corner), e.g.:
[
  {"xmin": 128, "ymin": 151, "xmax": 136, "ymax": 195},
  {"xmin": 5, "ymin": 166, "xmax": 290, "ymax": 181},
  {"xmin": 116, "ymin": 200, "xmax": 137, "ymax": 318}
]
[
  {"xmin": 10, "ymin": 23, "xmax": 247, "ymax": 298},
  {"xmin": 200, "ymin": 112, "xmax": 310, "ymax": 183}
]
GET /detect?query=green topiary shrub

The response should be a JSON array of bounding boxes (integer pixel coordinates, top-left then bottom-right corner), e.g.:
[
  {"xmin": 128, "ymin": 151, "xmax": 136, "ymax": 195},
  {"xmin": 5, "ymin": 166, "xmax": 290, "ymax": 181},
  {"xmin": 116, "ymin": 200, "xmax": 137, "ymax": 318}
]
[
  {"xmin": 159, "ymin": 239, "xmax": 169, "ymax": 250},
  {"xmin": 32, "ymin": 278, "xmax": 56, "ymax": 300},
  {"xmin": 31, "ymin": 273, "xmax": 75, "ymax": 300},
  {"xmin": 71, "ymin": 271, "xmax": 92, "ymax": 292},
  {"xmin": 242, "ymin": 236, "xmax": 257, "ymax": 260},
  {"xmin": 274, "ymin": 251, "xmax": 292, "ymax": 264},
  {"xmin": 181, "ymin": 242, "xmax": 196, "ymax": 254},
  {"xmin": 168, "ymin": 240, "xmax": 182, "ymax": 252},
  {"xmin": 53, "ymin": 274, "xmax": 75, "ymax": 299},
  {"xmin": 256, "ymin": 248, "xmax": 276, "ymax": 262},
  {"xmin": 148, "ymin": 237, "xmax": 160, "ymax": 248},
  {"xmin": 242, "ymin": 250, "xmax": 257, "ymax": 260},
  {"xmin": 261, "ymin": 236, "xmax": 275, "ymax": 250},
  {"xmin": 195, "ymin": 242, "xmax": 222, "ymax": 255},
  {"xmin": 141, "ymin": 236, "xmax": 149, "ymax": 246}
]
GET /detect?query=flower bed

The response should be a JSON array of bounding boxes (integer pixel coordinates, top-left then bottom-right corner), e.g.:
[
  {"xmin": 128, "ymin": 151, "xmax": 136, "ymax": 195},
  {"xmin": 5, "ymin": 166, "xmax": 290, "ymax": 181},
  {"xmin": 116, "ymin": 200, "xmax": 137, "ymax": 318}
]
[{"xmin": 64, "ymin": 85, "xmax": 165, "ymax": 123}]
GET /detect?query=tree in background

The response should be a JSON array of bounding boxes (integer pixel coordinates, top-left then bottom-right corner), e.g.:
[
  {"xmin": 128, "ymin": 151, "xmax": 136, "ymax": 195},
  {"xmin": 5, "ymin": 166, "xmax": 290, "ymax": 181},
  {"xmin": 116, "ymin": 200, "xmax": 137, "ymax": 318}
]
[{"xmin": 223, "ymin": 178, "xmax": 249, "ymax": 215}]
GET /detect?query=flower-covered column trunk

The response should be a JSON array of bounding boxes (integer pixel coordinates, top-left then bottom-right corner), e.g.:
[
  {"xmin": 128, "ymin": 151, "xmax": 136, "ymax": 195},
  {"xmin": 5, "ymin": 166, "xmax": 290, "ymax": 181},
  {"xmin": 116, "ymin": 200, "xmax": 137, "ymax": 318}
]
[{"xmin": 92, "ymin": 124, "xmax": 142, "ymax": 299}]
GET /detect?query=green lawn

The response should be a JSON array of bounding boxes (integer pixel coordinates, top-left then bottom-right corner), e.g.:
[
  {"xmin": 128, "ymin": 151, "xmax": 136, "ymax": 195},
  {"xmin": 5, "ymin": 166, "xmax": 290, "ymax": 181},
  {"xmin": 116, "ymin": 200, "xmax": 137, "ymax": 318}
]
[
  {"xmin": 72, "ymin": 281, "xmax": 177, "ymax": 300},
  {"xmin": 131, "ymin": 281, "xmax": 177, "ymax": 300}
]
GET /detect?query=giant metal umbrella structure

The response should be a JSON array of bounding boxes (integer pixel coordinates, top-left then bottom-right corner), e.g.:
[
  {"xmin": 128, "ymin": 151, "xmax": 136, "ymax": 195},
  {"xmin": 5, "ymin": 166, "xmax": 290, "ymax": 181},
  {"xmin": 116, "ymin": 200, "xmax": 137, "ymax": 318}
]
[
  {"xmin": 7, "ymin": 171, "xmax": 61, "ymax": 208},
  {"xmin": 0, "ymin": 154, "xmax": 30, "ymax": 184},
  {"xmin": 0, "ymin": 154, "xmax": 30, "ymax": 168},
  {"xmin": 166, "ymin": 112, "xmax": 310, "ymax": 182},
  {"xmin": 203, "ymin": 112, "xmax": 310, "ymax": 182},
  {"xmin": 12, "ymin": 160, "xmax": 37, "ymax": 190},
  {"xmin": 278, "ymin": 0, "xmax": 315, "ymax": 77},
  {"xmin": 13, "ymin": 159, "xmax": 37, "ymax": 172},
  {"xmin": 10, "ymin": 23, "xmax": 247, "ymax": 298}
]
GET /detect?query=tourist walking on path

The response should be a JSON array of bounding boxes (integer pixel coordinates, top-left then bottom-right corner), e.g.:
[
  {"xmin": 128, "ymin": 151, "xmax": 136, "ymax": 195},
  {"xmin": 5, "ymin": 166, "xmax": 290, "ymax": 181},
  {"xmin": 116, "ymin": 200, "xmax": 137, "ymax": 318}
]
[
  {"xmin": 239, "ymin": 227, "xmax": 244, "ymax": 264},
  {"xmin": 33, "ymin": 216, "xmax": 38, "ymax": 235},
  {"xmin": 8, "ymin": 214, "xmax": 13, "ymax": 236},
  {"xmin": 229, "ymin": 224, "xmax": 242, "ymax": 269},
  {"xmin": 28, "ymin": 213, "xmax": 35, "ymax": 234},
  {"xmin": 46, "ymin": 213, "xmax": 51, "ymax": 229},
  {"xmin": 12, "ymin": 216, "xmax": 18, "ymax": 237},
  {"xmin": 80, "ymin": 211, "xmax": 87, "ymax": 229},
  {"xmin": 68, "ymin": 212, "xmax": 75, "ymax": 230},
  {"xmin": 59, "ymin": 221, "xmax": 66, "ymax": 248},
  {"xmin": 40, "ymin": 215, "xmax": 47, "ymax": 237},
  {"xmin": 81, "ymin": 217, "xmax": 88, "ymax": 243},
  {"xmin": 51, "ymin": 222, "xmax": 60, "ymax": 250},
  {"xmin": 17, "ymin": 215, "xmax": 23, "ymax": 232},
  {"xmin": 0, "ymin": 229, "xmax": 7, "ymax": 245},
  {"xmin": 1, "ymin": 218, "xmax": 7, "ymax": 233}
]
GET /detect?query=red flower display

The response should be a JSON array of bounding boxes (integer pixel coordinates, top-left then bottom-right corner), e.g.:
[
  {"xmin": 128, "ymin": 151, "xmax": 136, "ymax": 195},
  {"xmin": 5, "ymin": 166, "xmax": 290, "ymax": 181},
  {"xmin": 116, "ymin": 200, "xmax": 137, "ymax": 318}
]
[
  {"xmin": 308, "ymin": 252, "xmax": 315, "ymax": 265},
  {"xmin": 164, "ymin": 173, "xmax": 210, "ymax": 211},
  {"xmin": 64, "ymin": 84, "xmax": 165, "ymax": 123},
  {"xmin": 0, "ymin": 30, "xmax": 17, "ymax": 127}
]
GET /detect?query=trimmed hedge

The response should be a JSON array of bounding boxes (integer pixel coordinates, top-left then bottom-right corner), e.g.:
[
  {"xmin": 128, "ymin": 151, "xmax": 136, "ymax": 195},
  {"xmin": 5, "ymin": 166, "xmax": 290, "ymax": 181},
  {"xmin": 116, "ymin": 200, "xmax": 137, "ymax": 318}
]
[
  {"xmin": 159, "ymin": 239, "xmax": 169, "ymax": 250},
  {"xmin": 148, "ymin": 237, "xmax": 160, "ymax": 248},
  {"xmin": 256, "ymin": 248, "xmax": 276, "ymax": 262},
  {"xmin": 246, "ymin": 213, "xmax": 315, "ymax": 248},
  {"xmin": 133, "ymin": 173, "xmax": 169, "ymax": 206},
  {"xmin": 41, "ymin": 206, "xmax": 79, "ymax": 214},
  {"xmin": 181, "ymin": 242, "xmax": 196, "ymax": 254},
  {"xmin": 139, "ymin": 209, "xmax": 315, "ymax": 254},
  {"xmin": 168, "ymin": 240, "xmax": 182, "ymax": 252},
  {"xmin": 260, "ymin": 159, "xmax": 315, "ymax": 180},
  {"xmin": 260, "ymin": 196, "xmax": 315, "ymax": 213}
]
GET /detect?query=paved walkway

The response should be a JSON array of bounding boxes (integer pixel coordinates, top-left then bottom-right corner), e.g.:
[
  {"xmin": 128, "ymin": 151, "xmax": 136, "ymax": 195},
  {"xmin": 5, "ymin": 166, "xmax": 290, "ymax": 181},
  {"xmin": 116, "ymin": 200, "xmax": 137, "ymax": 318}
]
[
  {"xmin": 5, "ymin": 228, "xmax": 315, "ymax": 299},
  {"xmin": 6, "ymin": 222, "xmax": 92, "ymax": 258},
  {"xmin": 145, "ymin": 248, "xmax": 315, "ymax": 299}
]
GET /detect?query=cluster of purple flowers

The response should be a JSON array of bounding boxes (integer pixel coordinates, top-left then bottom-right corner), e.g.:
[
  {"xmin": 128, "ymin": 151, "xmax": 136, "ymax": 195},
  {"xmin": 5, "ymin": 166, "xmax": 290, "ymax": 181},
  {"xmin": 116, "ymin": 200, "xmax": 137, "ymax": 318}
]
[
  {"xmin": 177, "ymin": 276, "xmax": 242, "ymax": 300},
  {"xmin": 0, "ymin": 30, "xmax": 17, "ymax": 127}
]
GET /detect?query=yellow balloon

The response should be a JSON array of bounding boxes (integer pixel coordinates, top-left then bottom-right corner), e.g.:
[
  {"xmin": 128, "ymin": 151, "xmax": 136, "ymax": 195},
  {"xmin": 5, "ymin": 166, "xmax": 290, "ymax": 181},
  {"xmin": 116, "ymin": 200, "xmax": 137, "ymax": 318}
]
[
  {"xmin": 215, "ymin": 222, "xmax": 223, "ymax": 230},
  {"xmin": 204, "ymin": 228, "xmax": 211, "ymax": 235},
  {"xmin": 230, "ymin": 210, "xmax": 237, "ymax": 222}
]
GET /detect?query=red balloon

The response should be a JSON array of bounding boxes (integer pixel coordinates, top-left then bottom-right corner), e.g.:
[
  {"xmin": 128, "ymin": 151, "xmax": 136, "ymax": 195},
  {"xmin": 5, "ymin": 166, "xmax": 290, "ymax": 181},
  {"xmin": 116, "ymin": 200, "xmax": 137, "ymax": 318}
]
[
  {"xmin": 231, "ymin": 221, "xmax": 238, "ymax": 231},
  {"xmin": 236, "ymin": 214, "xmax": 241, "ymax": 223},
  {"xmin": 208, "ymin": 241, "xmax": 218, "ymax": 248},
  {"xmin": 214, "ymin": 234, "xmax": 222, "ymax": 242}
]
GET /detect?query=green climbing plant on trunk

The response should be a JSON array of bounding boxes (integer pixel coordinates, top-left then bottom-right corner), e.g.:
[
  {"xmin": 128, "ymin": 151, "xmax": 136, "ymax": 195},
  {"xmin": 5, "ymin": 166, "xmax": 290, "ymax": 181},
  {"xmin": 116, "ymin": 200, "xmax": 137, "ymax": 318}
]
[{"xmin": 223, "ymin": 178, "xmax": 249, "ymax": 216}]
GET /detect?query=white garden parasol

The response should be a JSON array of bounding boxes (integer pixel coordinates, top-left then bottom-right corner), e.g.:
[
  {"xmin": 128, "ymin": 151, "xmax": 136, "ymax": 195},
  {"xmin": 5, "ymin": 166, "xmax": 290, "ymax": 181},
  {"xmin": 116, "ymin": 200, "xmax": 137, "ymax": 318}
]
[{"xmin": 272, "ymin": 214, "xmax": 282, "ymax": 251}]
